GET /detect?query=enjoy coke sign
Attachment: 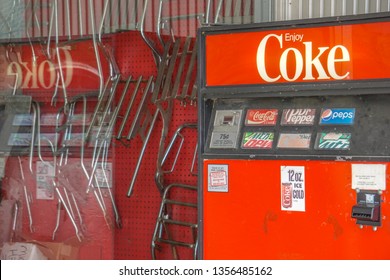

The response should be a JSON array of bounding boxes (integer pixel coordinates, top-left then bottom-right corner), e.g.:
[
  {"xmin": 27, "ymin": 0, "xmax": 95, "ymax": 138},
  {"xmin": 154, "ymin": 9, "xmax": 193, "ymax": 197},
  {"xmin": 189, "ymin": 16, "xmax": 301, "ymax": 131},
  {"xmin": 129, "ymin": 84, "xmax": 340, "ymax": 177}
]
[
  {"xmin": 256, "ymin": 34, "xmax": 350, "ymax": 82},
  {"xmin": 205, "ymin": 21, "xmax": 390, "ymax": 86}
]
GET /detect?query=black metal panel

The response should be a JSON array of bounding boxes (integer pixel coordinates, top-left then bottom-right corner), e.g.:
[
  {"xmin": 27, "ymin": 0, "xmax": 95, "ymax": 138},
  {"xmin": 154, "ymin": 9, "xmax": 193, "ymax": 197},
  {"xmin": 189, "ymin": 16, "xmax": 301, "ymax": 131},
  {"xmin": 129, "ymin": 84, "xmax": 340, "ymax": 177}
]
[{"xmin": 202, "ymin": 94, "xmax": 390, "ymax": 161}]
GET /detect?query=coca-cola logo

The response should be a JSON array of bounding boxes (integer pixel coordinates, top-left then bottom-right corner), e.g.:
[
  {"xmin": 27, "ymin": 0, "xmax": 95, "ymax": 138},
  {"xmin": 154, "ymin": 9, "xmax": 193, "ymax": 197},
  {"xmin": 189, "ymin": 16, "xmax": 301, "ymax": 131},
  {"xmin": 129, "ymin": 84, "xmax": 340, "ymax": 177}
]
[
  {"xmin": 256, "ymin": 33, "xmax": 351, "ymax": 83},
  {"xmin": 282, "ymin": 183, "xmax": 292, "ymax": 208},
  {"xmin": 246, "ymin": 109, "xmax": 278, "ymax": 126},
  {"xmin": 281, "ymin": 109, "xmax": 316, "ymax": 125}
]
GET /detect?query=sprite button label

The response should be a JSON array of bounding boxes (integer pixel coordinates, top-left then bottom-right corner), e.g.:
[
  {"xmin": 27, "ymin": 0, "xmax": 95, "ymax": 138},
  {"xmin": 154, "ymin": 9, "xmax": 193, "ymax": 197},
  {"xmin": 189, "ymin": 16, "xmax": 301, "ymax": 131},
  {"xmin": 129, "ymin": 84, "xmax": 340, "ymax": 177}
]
[{"xmin": 315, "ymin": 132, "xmax": 351, "ymax": 150}]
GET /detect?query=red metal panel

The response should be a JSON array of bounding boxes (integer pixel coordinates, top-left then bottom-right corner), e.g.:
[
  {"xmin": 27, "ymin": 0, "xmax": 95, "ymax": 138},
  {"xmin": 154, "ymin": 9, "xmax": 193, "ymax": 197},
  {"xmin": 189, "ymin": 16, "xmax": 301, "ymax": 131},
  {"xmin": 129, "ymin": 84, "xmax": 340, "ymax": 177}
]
[{"xmin": 203, "ymin": 159, "xmax": 390, "ymax": 259}]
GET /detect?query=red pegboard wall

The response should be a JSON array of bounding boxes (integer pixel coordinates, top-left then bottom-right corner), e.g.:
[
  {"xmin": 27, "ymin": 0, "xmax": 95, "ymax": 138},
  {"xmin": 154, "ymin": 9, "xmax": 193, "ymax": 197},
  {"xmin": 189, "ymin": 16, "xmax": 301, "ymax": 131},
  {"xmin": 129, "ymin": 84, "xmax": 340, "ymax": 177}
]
[
  {"xmin": 112, "ymin": 31, "xmax": 198, "ymax": 260},
  {"xmin": 0, "ymin": 30, "xmax": 197, "ymax": 260}
]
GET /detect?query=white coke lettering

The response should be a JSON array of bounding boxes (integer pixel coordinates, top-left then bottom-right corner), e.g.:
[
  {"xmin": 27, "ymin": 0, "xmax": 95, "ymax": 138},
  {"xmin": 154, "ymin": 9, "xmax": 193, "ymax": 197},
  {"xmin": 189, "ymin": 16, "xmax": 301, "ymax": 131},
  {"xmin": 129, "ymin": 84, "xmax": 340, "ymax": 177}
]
[
  {"xmin": 6, "ymin": 47, "xmax": 73, "ymax": 90},
  {"xmin": 253, "ymin": 111, "xmax": 275, "ymax": 121},
  {"xmin": 256, "ymin": 33, "xmax": 350, "ymax": 82},
  {"xmin": 252, "ymin": 111, "xmax": 264, "ymax": 120}
]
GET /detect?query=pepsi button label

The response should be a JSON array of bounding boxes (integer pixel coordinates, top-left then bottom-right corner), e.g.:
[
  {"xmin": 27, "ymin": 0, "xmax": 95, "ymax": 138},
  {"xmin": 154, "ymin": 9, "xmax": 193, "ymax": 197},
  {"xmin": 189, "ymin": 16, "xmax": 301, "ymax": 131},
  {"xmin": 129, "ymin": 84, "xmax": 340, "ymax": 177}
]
[{"xmin": 319, "ymin": 108, "xmax": 355, "ymax": 125}]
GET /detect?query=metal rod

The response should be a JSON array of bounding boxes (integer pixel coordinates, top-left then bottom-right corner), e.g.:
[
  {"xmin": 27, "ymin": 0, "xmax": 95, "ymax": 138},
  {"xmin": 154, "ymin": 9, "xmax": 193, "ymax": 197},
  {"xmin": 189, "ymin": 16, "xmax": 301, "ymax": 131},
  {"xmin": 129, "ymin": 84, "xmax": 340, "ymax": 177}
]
[
  {"xmin": 190, "ymin": 143, "xmax": 198, "ymax": 176},
  {"xmin": 126, "ymin": 76, "xmax": 153, "ymax": 140},
  {"xmin": 34, "ymin": 101, "xmax": 46, "ymax": 164},
  {"xmin": 156, "ymin": 0, "xmax": 165, "ymax": 48},
  {"xmin": 99, "ymin": 0, "xmax": 110, "ymax": 42},
  {"xmin": 54, "ymin": 0, "xmax": 69, "ymax": 107},
  {"xmin": 101, "ymin": 166, "xmax": 122, "ymax": 228},
  {"xmin": 10, "ymin": 200, "xmax": 20, "ymax": 242},
  {"xmin": 161, "ymin": 39, "xmax": 181, "ymax": 100},
  {"xmin": 47, "ymin": 1, "xmax": 55, "ymax": 58},
  {"xmin": 29, "ymin": 102, "xmax": 37, "ymax": 173},
  {"xmin": 50, "ymin": 73, "xmax": 60, "ymax": 106},
  {"xmin": 52, "ymin": 199, "xmax": 61, "ymax": 240},
  {"xmin": 181, "ymin": 38, "xmax": 197, "ymax": 101},
  {"xmin": 116, "ymin": 76, "xmax": 143, "ymax": 139},
  {"xmin": 85, "ymin": 78, "xmax": 111, "ymax": 139},
  {"xmin": 71, "ymin": 193, "xmax": 86, "ymax": 232},
  {"xmin": 205, "ymin": 0, "xmax": 212, "ymax": 24},
  {"xmin": 19, "ymin": 156, "xmax": 34, "ymax": 233},
  {"xmin": 87, "ymin": 95, "xmax": 120, "ymax": 192},
  {"xmin": 127, "ymin": 109, "xmax": 159, "ymax": 197},
  {"xmin": 54, "ymin": 185, "xmax": 83, "ymax": 242},
  {"xmin": 152, "ymin": 40, "xmax": 172, "ymax": 103},
  {"xmin": 89, "ymin": 0, "xmax": 104, "ymax": 98},
  {"xmin": 172, "ymin": 37, "xmax": 191, "ymax": 98},
  {"xmin": 113, "ymin": 75, "xmax": 133, "ymax": 124},
  {"xmin": 78, "ymin": 0, "xmax": 84, "ymax": 36},
  {"xmin": 63, "ymin": 186, "xmax": 75, "ymax": 219},
  {"xmin": 162, "ymin": 133, "xmax": 184, "ymax": 174},
  {"xmin": 151, "ymin": 183, "xmax": 197, "ymax": 260},
  {"xmin": 65, "ymin": 0, "xmax": 71, "ymax": 40},
  {"xmin": 98, "ymin": 79, "xmax": 120, "ymax": 137},
  {"xmin": 189, "ymin": 77, "xmax": 198, "ymax": 105},
  {"xmin": 90, "ymin": 76, "xmax": 120, "ymax": 166},
  {"xmin": 140, "ymin": 0, "xmax": 162, "ymax": 64}
]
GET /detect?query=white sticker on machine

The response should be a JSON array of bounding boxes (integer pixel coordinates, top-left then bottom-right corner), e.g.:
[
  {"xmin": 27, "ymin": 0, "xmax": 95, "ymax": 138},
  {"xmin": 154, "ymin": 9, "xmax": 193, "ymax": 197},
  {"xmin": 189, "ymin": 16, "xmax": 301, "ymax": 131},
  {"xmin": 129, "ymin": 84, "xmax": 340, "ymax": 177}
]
[
  {"xmin": 352, "ymin": 164, "xmax": 386, "ymax": 191},
  {"xmin": 208, "ymin": 164, "xmax": 228, "ymax": 192},
  {"xmin": 281, "ymin": 166, "xmax": 305, "ymax": 212}
]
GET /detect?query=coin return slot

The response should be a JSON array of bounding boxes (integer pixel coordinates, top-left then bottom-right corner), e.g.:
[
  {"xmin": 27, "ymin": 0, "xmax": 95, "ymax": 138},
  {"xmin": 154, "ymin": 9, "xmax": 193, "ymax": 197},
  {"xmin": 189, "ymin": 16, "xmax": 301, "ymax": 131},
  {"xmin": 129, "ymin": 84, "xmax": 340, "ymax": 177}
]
[
  {"xmin": 351, "ymin": 191, "xmax": 381, "ymax": 227},
  {"xmin": 351, "ymin": 205, "xmax": 379, "ymax": 220},
  {"xmin": 221, "ymin": 115, "xmax": 234, "ymax": 126}
]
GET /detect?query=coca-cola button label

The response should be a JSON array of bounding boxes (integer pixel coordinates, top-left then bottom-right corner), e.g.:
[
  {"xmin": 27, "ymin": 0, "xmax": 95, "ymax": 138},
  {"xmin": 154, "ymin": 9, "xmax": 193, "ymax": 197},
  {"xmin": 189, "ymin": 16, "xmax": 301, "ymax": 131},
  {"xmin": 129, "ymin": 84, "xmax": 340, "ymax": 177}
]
[
  {"xmin": 245, "ymin": 109, "xmax": 278, "ymax": 126},
  {"xmin": 281, "ymin": 109, "xmax": 316, "ymax": 125}
]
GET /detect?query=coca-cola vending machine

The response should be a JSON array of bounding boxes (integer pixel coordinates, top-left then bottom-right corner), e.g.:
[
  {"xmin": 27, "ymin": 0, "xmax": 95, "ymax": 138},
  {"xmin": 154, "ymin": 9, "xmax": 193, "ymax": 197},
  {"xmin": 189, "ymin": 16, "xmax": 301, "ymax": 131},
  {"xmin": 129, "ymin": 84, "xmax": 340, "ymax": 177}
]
[{"xmin": 198, "ymin": 12, "xmax": 390, "ymax": 259}]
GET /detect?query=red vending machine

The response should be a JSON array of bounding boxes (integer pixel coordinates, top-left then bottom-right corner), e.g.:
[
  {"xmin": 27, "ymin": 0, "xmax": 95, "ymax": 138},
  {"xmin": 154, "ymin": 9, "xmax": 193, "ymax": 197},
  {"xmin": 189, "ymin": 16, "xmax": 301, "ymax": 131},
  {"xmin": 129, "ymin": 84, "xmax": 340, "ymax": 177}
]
[{"xmin": 198, "ymin": 12, "xmax": 390, "ymax": 260}]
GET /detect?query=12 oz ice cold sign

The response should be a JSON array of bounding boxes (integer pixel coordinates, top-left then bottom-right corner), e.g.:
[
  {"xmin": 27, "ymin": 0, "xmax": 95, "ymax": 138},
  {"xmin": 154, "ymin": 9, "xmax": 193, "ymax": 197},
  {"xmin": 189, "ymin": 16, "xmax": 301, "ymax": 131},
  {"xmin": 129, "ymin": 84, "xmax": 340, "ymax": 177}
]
[{"xmin": 281, "ymin": 166, "xmax": 305, "ymax": 212}]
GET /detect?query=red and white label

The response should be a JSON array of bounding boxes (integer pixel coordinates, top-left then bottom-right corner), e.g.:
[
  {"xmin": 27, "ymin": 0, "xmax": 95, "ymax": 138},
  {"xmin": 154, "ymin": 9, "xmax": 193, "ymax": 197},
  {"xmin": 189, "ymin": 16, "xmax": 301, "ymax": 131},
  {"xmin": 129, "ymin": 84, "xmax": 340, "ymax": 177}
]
[
  {"xmin": 210, "ymin": 171, "xmax": 227, "ymax": 187},
  {"xmin": 246, "ymin": 109, "xmax": 278, "ymax": 126},
  {"xmin": 208, "ymin": 164, "xmax": 229, "ymax": 192}
]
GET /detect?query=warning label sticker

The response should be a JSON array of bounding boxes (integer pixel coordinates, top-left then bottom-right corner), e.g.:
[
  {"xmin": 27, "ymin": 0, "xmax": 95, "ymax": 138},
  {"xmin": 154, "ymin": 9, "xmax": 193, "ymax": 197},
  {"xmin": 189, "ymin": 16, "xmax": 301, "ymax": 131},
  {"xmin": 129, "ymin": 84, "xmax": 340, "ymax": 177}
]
[{"xmin": 208, "ymin": 164, "xmax": 229, "ymax": 192}]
